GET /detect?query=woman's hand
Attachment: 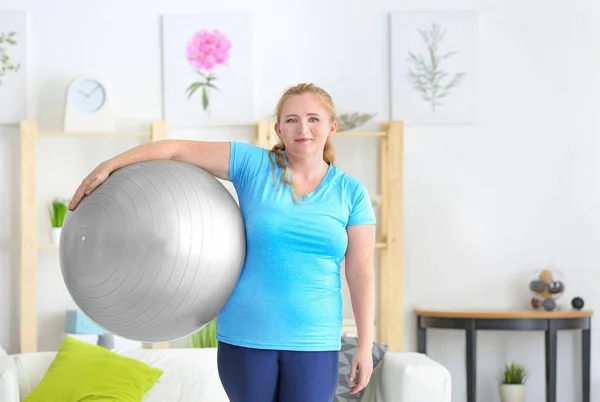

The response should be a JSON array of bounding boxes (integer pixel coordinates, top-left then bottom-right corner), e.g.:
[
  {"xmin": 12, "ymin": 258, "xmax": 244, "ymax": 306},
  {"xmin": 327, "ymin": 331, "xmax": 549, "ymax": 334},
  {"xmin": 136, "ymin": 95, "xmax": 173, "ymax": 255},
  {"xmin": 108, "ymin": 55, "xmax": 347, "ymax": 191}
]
[
  {"xmin": 348, "ymin": 344, "xmax": 374, "ymax": 394},
  {"xmin": 68, "ymin": 161, "xmax": 112, "ymax": 211}
]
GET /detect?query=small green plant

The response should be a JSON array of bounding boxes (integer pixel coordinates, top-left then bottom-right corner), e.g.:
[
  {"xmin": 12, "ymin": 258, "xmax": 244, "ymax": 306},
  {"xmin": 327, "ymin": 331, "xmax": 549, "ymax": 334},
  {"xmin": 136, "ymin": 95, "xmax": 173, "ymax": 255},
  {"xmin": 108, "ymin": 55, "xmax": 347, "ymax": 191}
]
[
  {"xmin": 190, "ymin": 318, "xmax": 217, "ymax": 348},
  {"xmin": 502, "ymin": 362, "xmax": 527, "ymax": 384},
  {"xmin": 49, "ymin": 199, "xmax": 69, "ymax": 228},
  {"xmin": 0, "ymin": 31, "xmax": 21, "ymax": 86}
]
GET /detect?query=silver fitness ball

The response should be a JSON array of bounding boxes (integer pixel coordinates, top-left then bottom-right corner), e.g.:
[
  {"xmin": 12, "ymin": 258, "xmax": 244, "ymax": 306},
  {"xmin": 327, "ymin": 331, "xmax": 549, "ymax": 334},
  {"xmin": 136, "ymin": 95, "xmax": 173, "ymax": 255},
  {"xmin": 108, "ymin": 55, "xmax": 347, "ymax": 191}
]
[{"xmin": 59, "ymin": 161, "xmax": 246, "ymax": 343}]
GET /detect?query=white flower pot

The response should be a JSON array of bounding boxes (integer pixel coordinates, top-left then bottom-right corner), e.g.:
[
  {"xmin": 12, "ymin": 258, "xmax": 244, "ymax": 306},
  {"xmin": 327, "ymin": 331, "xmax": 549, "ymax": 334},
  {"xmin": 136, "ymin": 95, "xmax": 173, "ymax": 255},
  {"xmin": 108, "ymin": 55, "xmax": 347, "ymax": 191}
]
[
  {"xmin": 50, "ymin": 227, "xmax": 62, "ymax": 245},
  {"xmin": 500, "ymin": 384, "xmax": 525, "ymax": 402}
]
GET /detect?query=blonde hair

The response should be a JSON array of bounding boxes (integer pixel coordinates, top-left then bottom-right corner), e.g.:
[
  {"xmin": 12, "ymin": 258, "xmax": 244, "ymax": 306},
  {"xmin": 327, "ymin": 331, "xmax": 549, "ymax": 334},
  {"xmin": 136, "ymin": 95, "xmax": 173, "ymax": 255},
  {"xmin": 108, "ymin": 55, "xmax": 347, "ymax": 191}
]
[{"xmin": 269, "ymin": 83, "xmax": 337, "ymax": 202}]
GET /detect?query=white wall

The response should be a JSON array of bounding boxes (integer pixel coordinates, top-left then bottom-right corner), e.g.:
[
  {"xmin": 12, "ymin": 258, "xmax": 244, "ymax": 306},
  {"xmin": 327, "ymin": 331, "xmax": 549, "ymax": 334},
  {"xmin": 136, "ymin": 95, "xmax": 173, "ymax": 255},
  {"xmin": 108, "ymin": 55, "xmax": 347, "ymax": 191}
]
[{"xmin": 1, "ymin": 0, "xmax": 599, "ymax": 401}]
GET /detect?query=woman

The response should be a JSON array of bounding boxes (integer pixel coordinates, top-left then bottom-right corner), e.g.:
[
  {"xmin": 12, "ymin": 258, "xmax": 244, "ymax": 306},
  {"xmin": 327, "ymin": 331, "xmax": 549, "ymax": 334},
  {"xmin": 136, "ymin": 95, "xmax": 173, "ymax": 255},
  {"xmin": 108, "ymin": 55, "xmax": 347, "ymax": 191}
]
[{"xmin": 69, "ymin": 83, "xmax": 377, "ymax": 402}]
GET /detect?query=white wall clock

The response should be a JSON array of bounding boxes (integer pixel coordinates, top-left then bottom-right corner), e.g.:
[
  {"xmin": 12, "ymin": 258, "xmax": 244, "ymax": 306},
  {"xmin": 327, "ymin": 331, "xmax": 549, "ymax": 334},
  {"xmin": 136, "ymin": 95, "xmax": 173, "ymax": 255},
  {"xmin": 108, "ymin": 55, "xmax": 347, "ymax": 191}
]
[{"xmin": 63, "ymin": 76, "xmax": 114, "ymax": 132}]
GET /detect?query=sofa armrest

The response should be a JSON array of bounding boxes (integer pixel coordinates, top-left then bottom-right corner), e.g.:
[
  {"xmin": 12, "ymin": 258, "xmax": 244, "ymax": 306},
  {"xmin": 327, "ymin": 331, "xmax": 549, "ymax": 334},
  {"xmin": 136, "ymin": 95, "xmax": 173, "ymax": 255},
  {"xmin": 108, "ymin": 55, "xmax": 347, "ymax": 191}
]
[
  {"xmin": 362, "ymin": 352, "xmax": 451, "ymax": 402},
  {"xmin": 0, "ymin": 355, "xmax": 19, "ymax": 402}
]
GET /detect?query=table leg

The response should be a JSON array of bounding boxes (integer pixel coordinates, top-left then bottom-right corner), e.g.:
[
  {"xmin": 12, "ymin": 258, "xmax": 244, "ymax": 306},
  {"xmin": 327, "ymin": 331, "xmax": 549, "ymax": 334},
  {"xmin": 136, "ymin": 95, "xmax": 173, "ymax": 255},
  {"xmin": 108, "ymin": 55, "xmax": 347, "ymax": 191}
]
[
  {"xmin": 417, "ymin": 316, "xmax": 427, "ymax": 354},
  {"xmin": 466, "ymin": 320, "xmax": 476, "ymax": 402},
  {"xmin": 545, "ymin": 320, "xmax": 557, "ymax": 402},
  {"xmin": 583, "ymin": 321, "xmax": 591, "ymax": 402}
]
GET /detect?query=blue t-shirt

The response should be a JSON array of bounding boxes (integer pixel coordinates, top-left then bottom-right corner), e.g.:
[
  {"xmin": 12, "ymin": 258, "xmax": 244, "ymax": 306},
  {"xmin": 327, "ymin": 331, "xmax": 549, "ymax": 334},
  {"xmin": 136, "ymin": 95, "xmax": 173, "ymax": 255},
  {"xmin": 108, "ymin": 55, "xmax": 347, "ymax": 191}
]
[{"xmin": 216, "ymin": 141, "xmax": 376, "ymax": 351}]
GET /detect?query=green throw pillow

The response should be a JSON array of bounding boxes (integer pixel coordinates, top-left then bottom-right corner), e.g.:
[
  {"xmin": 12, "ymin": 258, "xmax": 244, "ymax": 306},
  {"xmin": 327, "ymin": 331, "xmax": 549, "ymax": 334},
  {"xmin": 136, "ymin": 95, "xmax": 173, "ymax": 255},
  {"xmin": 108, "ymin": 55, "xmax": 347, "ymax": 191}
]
[{"xmin": 25, "ymin": 336, "xmax": 163, "ymax": 401}]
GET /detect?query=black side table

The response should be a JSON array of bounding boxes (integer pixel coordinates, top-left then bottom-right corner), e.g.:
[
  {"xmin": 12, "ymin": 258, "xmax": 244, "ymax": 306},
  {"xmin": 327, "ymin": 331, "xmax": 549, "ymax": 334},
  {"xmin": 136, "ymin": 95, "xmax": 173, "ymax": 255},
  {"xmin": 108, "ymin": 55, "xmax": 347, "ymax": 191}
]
[{"xmin": 415, "ymin": 308, "xmax": 593, "ymax": 402}]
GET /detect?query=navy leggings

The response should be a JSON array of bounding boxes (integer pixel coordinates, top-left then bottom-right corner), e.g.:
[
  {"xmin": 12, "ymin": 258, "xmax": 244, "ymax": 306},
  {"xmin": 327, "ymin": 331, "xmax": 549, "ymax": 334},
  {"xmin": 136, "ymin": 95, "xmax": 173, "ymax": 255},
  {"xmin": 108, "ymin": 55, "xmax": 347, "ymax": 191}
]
[{"xmin": 217, "ymin": 341, "xmax": 339, "ymax": 402}]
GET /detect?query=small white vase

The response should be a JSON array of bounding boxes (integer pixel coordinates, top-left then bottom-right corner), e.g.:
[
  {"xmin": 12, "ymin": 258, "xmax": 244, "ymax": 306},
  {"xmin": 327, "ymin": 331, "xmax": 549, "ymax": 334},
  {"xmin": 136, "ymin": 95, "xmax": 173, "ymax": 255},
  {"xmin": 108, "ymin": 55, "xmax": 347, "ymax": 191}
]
[
  {"xmin": 50, "ymin": 227, "xmax": 62, "ymax": 245},
  {"xmin": 500, "ymin": 384, "xmax": 525, "ymax": 402}
]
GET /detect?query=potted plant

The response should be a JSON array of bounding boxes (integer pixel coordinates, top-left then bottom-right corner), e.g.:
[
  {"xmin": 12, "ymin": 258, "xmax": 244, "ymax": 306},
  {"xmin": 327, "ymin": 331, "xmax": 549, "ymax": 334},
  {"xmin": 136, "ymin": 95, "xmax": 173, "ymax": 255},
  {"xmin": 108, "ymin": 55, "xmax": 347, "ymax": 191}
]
[
  {"xmin": 500, "ymin": 362, "xmax": 527, "ymax": 402},
  {"xmin": 49, "ymin": 198, "xmax": 68, "ymax": 245},
  {"xmin": 190, "ymin": 318, "xmax": 217, "ymax": 348}
]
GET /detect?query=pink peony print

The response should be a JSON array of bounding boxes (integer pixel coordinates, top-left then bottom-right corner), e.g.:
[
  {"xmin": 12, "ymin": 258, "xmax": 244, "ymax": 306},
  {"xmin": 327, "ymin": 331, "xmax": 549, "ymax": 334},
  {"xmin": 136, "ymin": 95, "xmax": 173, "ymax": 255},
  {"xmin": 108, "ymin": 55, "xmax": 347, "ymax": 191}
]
[
  {"xmin": 185, "ymin": 29, "xmax": 231, "ymax": 113},
  {"xmin": 186, "ymin": 29, "xmax": 231, "ymax": 71}
]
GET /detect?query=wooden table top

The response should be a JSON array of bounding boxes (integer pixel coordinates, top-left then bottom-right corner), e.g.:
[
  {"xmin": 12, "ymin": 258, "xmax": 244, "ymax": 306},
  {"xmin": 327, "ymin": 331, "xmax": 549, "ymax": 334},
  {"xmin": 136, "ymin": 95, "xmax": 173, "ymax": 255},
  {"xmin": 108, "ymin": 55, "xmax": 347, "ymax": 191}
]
[{"xmin": 414, "ymin": 308, "xmax": 593, "ymax": 319}]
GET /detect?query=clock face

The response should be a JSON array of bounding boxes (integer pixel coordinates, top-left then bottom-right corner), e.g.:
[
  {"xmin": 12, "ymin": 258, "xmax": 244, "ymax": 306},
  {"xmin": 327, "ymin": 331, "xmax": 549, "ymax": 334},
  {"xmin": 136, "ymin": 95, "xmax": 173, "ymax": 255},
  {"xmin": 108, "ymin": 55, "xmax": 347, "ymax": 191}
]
[{"xmin": 69, "ymin": 78, "xmax": 106, "ymax": 113}]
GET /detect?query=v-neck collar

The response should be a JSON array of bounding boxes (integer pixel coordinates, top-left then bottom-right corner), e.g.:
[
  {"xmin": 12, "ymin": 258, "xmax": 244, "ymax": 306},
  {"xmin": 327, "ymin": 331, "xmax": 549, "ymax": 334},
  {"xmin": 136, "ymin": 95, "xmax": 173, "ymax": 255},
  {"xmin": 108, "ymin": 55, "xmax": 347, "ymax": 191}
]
[{"xmin": 282, "ymin": 152, "xmax": 334, "ymax": 201}]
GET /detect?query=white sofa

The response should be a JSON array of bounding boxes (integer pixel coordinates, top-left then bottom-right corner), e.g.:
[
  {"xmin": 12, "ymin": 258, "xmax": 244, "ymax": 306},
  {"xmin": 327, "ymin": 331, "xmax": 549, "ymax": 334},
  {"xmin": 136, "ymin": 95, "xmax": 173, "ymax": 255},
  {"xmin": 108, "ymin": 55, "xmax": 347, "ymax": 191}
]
[{"xmin": 0, "ymin": 347, "xmax": 451, "ymax": 402}]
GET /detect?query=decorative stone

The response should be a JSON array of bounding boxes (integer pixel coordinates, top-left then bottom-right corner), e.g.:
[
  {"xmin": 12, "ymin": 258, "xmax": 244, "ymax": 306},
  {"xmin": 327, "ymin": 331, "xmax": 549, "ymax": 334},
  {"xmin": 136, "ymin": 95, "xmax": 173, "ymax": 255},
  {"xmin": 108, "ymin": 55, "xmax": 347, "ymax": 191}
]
[
  {"xmin": 529, "ymin": 280, "xmax": 546, "ymax": 293},
  {"xmin": 542, "ymin": 298, "xmax": 556, "ymax": 311},
  {"xmin": 548, "ymin": 281, "xmax": 565, "ymax": 294},
  {"xmin": 571, "ymin": 297, "xmax": 584, "ymax": 310},
  {"xmin": 539, "ymin": 269, "xmax": 553, "ymax": 283}
]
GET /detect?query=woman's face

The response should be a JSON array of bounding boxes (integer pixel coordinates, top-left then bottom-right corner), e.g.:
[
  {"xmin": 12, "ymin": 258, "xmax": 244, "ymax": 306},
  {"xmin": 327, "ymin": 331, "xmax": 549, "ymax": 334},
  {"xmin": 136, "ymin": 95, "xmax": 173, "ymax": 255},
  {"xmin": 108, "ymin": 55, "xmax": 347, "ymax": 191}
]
[{"xmin": 275, "ymin": 93, "xmax": 336, "ymax": 158}]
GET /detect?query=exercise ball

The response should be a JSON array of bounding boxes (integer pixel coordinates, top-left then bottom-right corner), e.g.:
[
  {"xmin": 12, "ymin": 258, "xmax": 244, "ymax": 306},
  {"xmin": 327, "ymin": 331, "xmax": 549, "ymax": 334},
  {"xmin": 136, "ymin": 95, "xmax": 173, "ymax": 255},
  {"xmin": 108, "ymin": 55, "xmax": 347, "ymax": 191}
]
[{"xmin": 59, "ymin": 160, "xmax": 246, "ymax": 343}]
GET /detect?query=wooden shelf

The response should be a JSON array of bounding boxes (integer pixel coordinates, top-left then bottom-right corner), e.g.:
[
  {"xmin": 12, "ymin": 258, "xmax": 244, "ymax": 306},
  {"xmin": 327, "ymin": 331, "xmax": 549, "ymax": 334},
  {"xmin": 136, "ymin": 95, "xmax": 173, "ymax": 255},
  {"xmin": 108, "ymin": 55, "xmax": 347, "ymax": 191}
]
[
  {"xmin": 22, "ymin": 119, "xmax": 404, "ymax": 354},
  {"xmin": 38, "ymin": 130, "xmax": 151, "ymax": 137},
  {"xmin": 336, "ymin": 131, "xmax": 387, "ymax": 137},
  {"xmin": 19, "ymin": 120, "xmax": 168, "ymax": 354}
]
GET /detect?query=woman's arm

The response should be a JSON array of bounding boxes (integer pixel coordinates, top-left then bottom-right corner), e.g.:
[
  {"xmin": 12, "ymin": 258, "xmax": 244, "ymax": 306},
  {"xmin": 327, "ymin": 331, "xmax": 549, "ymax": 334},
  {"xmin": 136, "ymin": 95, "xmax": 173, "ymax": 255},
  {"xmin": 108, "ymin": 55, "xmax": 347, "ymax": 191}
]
[
  {"xmin": 344, "ymin": 223, "xmax": 377, "ymax": 394},
  {"xmin": 69, "ymin": 140, "xmax": 230, "ymax": 210},
  {"xmin": 105, "ymin": 140, "xmax": 231, "ymax": 179}
]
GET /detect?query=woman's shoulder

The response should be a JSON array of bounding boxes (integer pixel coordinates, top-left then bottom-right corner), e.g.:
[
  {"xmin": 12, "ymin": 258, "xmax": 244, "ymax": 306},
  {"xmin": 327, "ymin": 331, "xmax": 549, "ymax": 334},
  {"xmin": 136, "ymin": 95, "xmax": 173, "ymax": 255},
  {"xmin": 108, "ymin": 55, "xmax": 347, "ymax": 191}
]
[
  {"xmin": 329, "ymin": 166, "xmax": 375, "ymax": 223},
  {"xmin": 230, "ymin": 141, "xmax": 269, "ymax": 157},
  {"xmin": 228, "ymin": 142, "xmax": 272, "ymax": 185},
  {"xmin": 329, "ymin": 166, "xmax": 370, "ymax": 198},
  {"xmin": 229, "ymin": 141, "xmax": 273, "ymax": 167}
]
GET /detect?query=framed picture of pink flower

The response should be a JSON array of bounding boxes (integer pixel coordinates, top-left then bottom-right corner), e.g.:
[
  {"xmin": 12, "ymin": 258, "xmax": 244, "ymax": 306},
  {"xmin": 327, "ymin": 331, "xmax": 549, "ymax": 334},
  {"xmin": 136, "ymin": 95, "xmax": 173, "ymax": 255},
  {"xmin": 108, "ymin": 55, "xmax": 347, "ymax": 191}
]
[{"xmin": 161, "ymin": 13, "xmax": 254, "ymax": 127}]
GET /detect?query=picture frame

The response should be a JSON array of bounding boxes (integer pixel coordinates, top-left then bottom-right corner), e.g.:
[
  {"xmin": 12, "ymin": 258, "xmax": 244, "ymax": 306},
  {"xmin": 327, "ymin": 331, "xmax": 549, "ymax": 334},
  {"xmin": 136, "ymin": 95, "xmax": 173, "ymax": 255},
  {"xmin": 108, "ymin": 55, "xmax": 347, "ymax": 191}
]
[
  {"xmin": 161, "ymin": 13, "xmax": 255, "ymax": 127},
  {"xmin": 390, "ymin": 10, "xmax": 479, "ymax": 125},
  {"xmin": 0, "ymin": 10, "xmax": 27, "ymax": 124}
]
